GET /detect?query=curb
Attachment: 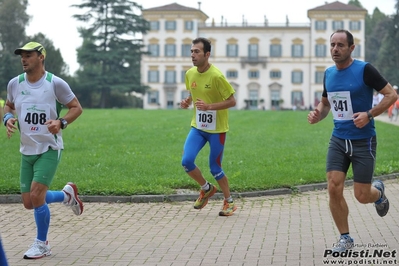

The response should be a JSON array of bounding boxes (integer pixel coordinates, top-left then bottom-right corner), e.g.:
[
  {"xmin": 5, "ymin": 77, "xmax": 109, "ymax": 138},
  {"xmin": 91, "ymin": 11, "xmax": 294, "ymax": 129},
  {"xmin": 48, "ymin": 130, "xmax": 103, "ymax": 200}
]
[{"xmin": 0, "ymin": 173, "xmax": 397, "ymax": 204}]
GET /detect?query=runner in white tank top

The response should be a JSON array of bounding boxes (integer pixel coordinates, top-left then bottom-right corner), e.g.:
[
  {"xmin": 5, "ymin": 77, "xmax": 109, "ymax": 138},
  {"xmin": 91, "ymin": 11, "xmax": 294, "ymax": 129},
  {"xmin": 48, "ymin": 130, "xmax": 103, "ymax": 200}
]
[{"xmin": 3, "ymin": 41, "xmax": 84, "ymax": 260}]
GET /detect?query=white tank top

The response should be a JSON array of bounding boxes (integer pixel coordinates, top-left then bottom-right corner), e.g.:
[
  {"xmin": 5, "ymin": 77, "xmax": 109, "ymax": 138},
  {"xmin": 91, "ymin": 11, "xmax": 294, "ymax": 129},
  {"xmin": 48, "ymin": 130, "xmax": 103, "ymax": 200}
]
[{"xmin": 7, "ymin": 72, "xmax": 75, "ymax": 155}]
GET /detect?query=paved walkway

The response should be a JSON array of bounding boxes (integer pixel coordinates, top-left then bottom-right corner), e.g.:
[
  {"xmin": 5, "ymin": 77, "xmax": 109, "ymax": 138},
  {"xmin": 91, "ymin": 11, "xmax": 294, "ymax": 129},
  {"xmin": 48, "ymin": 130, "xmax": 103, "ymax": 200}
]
[
  {"xmin": 0, "ymin": 177, "xmax": 398, "ymax": 266},
  {"xmin": 0, "ymin": 113, "xmax": 398, "ymax": 266},
  {"xmin": 374, "ymin": 112, "xmax": 399, "ymax": 126}
]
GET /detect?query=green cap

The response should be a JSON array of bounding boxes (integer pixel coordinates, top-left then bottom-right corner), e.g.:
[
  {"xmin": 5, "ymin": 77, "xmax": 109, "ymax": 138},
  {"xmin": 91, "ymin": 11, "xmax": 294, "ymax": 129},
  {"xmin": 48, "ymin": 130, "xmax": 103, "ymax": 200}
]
[{"xmin": 14, "ymin": 42, "xmax": 46, "ymax": 59}]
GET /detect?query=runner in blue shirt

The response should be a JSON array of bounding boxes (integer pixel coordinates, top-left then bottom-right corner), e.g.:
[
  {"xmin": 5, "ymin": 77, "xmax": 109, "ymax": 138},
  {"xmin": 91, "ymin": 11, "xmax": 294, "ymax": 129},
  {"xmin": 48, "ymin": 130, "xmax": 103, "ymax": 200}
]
[{"xmin": 307, "ymin": 30, "xmax": 397, "ymax": 252}]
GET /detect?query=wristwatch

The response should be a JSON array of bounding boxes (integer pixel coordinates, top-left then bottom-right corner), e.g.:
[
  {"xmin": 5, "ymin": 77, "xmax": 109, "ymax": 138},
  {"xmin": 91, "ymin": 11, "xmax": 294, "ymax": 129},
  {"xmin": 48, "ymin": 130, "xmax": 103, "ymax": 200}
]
[
  {"xmin": 366, "ymin": 111, "xmax": 373, "ymax": 121},
  {"xmin": 59, "ymin": 118, "xmax": 68, "ymax": 129}
]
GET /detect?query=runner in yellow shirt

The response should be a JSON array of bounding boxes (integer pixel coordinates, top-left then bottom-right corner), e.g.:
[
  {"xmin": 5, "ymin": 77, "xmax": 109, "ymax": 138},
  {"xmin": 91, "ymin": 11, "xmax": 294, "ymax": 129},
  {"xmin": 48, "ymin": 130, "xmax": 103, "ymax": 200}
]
[{"xmin": 181, "ymin": 37, "xmax": 237, "ymax": 216}]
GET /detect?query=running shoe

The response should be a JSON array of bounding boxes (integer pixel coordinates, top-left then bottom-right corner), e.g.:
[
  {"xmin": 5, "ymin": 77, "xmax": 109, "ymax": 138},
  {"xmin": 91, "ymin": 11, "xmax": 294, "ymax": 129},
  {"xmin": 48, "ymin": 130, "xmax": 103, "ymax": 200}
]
[
  {"xmin": 63, "ymin": 182, "xmax": 84, "ymax": 215},
  {"xmin": 372, "ymin": 180, "xmax": 389, "ymax": 217},
  {"xmin": 23, "ymin": 239, "xmax": 51, "ymax": 259},
  {"xmin": 332, "ymin": 235, "xmax": 354, "ymax": 252},
  {"xmin": 219, "ymin": 199, "xmax": 237, "ymax": 216},
  {"xmin": 194, "ymin": 184, "xmax": 217, "ymax": 209}
]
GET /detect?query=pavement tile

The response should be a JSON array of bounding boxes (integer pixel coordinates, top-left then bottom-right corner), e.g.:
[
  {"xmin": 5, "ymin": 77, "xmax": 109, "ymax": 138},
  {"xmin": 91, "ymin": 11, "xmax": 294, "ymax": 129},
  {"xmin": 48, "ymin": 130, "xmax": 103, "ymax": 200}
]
[{"xmin": 0, "ymin": 178, "xmax": 398, "ymax": 265}]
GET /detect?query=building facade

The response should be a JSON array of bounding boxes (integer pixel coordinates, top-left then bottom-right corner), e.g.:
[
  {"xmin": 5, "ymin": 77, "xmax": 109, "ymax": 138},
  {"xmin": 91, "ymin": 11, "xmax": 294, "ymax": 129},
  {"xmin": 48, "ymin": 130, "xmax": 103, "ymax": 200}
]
[{"xmin": 141, "ymin": 1, "xmax": 367, "ymax": 110}]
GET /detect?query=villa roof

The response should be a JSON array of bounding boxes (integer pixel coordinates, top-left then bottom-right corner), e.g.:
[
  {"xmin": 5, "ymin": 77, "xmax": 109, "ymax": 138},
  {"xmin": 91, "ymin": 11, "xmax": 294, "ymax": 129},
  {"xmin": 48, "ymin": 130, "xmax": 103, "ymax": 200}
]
[
  {"xmin": 143, "ymin": 2, "xmax": 200, "ymax": 12},
  {"xmin": 308, "ymin": 1, "xmax": 367, "ymax": 12}
]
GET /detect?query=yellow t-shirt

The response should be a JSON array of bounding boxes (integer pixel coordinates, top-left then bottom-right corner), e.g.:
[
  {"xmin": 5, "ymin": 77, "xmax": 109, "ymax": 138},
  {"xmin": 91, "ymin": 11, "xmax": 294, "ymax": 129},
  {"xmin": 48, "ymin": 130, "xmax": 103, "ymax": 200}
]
[{"xmin": 185, "ymin": 64, "xmax": 235, "ymax": 133}]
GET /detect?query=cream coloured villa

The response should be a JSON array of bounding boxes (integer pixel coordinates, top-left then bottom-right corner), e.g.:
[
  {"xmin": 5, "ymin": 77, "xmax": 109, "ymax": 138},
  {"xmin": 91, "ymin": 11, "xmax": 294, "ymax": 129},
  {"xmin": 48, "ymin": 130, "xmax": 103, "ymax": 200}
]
[{"xmin": 141, "ymin": 1, "xmax": 367, "ymax": 110}]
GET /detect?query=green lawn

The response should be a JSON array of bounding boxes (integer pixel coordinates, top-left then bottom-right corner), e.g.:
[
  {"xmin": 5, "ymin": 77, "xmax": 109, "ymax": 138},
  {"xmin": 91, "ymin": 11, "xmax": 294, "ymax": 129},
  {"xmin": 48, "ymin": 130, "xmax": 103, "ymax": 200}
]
[{"xmin": 1, "ymin": 109, "xmax": 398, "ymax": 196}]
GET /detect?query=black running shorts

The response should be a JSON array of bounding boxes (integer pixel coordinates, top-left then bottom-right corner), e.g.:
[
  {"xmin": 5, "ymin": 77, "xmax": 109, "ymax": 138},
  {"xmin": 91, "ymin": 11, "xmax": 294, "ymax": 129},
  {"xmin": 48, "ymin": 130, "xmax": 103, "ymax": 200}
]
[{"xmin": 326, "ymin": 135, "xmax": 376, "ymax": 184}]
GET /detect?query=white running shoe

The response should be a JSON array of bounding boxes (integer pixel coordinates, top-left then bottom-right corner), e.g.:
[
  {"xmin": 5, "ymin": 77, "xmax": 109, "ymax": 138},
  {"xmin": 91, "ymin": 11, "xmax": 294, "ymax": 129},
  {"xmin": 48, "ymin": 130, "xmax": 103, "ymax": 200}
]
[
  {"xmin": 62, "ymin": 182, "xmax": 84, "ymax": 216},
  {"xmin": 23, "ymin": 239, "xmax": 51, "ymax": 259}
]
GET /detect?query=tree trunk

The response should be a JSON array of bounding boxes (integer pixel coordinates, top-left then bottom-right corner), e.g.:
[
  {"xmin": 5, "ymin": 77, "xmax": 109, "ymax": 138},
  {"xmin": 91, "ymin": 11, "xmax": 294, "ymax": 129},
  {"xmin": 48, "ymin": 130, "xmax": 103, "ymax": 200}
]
[{"xmin": 99, "ymin": 87, "xmax": 110, "ymax": 108}]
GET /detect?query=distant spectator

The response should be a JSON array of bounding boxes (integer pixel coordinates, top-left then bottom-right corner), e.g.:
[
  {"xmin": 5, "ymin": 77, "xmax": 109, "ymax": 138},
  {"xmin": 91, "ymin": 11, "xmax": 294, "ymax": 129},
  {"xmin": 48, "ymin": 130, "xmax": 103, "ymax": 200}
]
[
  {"xmin": 378, "ymin": 92, "xmax": 384, "ymax": 104},
  {"xmin": 372, "ymin": 92, "xmax": 379, "ymax": 107},
  {"xmin": 0, "ymin": 97, "xmax": 4, "ymax": 122}
]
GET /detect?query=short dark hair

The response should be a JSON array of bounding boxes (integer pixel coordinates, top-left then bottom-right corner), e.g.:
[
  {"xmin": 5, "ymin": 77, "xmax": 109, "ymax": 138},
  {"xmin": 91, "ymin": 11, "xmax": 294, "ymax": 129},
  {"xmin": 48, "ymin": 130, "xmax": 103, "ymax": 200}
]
[
  {"xmin": 192, "ymin": 37, "xmax": 211, "ymax": 54},
  {"xmin": 331, "ymin": 29, "xmax": 354, "ymax": 47}
]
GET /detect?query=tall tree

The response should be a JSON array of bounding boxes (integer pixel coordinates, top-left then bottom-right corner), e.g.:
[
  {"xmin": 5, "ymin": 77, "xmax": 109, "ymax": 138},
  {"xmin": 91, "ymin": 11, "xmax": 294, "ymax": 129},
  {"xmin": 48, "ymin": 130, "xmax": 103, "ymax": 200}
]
[
  {"xmin": 72, "ymin": 0, "xmax": 149, "ymax": 108},
  {"xmin": 347, "ymin": 1, "xmax": 391, "ymax": 65},
  {"xmin": 366, "ymin": 17, "xmax": 390, "ymax": 64},
  {"xmin": 347, "ymin": 0, "xmax": 363, "ymax": 9},
  {"xmin": 365, "ymin": 7, "xmax": 389, "ymax": 36},
  {"xmin": 0, "ymin": 0, "xmax": 29, "ymax": 50},
  {"xmin": 0, "ymin": 0, "xmax": 29, "ymax": 94},
  {"xmin": 29, "ymin": 33, "xmax": 70, "ymax": 78},
  {"xmin": 375, "ymin": 0, "xmax": 399, "ymax": 86}
]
